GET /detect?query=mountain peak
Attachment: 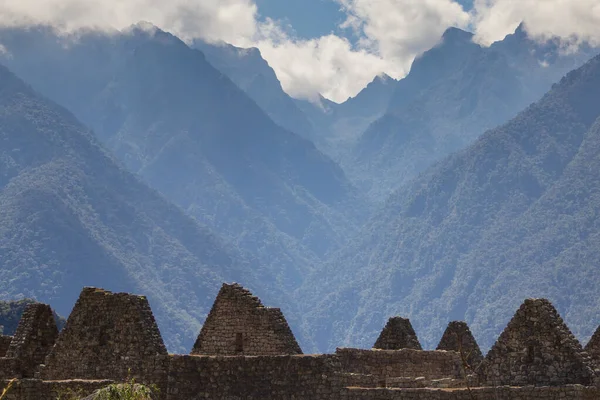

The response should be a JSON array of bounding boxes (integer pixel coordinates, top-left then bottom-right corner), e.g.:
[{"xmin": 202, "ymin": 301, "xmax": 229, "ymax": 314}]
[
  {"xmin": 441, "ymin": 27, "xmax": 474, "ymax": 44},
  {"xmin": 126, "ymin": 21, "xmax": 160, "ymax": 35}
]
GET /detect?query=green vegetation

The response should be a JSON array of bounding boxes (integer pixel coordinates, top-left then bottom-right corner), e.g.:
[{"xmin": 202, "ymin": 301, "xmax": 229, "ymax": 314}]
[
  {"xmin": 93, "ymin": 380, "xmax": 157, "ymax": 400},
  {"xmin": 0, "ymin": 63, "xmax": 275, "ymax": 352},
  {"xmin": 0, "ymin": 299, "xmax": 66, "ymax": 335},
  {"xmin": 302, "ymin": 52, "xmax": 600, "ymax": 353}
]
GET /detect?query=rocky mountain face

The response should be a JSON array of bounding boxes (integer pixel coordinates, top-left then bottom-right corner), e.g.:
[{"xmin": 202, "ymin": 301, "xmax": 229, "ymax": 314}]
[
  {"xmin": 301, "ymin": 26, "xmax": 596, "ymax": 201},
  {"xmin": 192, "ymin": 40, "xmax": 316, "ymax": 142},
  {"xmin": 0, "ymin": 26, "xmax": 366, "ymax": 293},
  {"xmin": 295, "ymin": 74, "xmax": 398, "ymax": 162},
  {"xmin": 0, "ymin": 63, "xmax": 291, "ymax": 352},
  {"xmin": 301, "ymin": 53, "xmax": 600, "ymax": 353}
]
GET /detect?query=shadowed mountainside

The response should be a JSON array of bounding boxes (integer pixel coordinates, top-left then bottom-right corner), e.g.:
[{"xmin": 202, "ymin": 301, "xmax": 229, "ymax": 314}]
[
  {"xmin": 301, "ymin": 52, "xmax": 600, "ymax": 353},
  {"xmin": 0, "ymin": 63, "xmax": 296, "ymax": 352}
]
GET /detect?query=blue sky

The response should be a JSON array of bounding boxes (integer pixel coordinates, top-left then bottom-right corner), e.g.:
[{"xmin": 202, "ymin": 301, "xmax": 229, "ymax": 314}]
[
  {"xmin": 2, "ymin": 0, "xmax": 596, "ymax": 102},
  {"xmin": 255, "ymin": 0, "xmax": 474, "ymax": 42}
]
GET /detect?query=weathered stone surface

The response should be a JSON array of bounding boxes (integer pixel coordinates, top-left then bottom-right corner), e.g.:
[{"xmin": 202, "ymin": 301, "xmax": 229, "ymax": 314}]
[
  {"xmin": 336, "ymin": 348, "xmax": 463, "ymax": 381},
  {"xmin": 373, "ymin": 317, "xmax": 422, "ymax": 350},
  {"xmin": 436, "ymin": 321, "xmax": 484, "ymax": 368},
  {"xmin": 477, "ymin": 298, "xmax": 595, "ymax": 387},
  {"xmin": 192, "ymin": 283, "xmax": 302, "ymax": 356},
  {"xmin": 0, "ymin": 286, "xmax": 597, "ymax": 400},
  {"xmin": 0, "ymin": 336, "xmax": 13, "ymax": 357},
  {"xmin": 5, "ymin": 304, "xmax": 58, "ymax": 378},
  {"xmin": 41, "ymin": 287, "xmax": 167, "ymax": 381},
  {"xmin": 342, "ymin": 385, "xmax": 600, "ymax": 399},
  {"xmin": 0, "ymin": 378, "xmax": 112, "ymax": 400},
  {"xmin": 585, "ymin": 325, "xmax": 600, "ymax": 368}
]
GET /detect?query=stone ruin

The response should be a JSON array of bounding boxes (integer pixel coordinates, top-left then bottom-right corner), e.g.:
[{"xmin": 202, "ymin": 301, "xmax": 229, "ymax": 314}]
[
  {"xmin": 586, "ymin": 325, "xmax": 600, "ymax": 368},
  {"xmin": 41, "ymin": 287, "xmax": 167, "ymax": 381},
  {"xmin": 192, "ymin": 283, "xmax": 302, "ymax": 356},
  {"xmin": 0, "ymin": 336, "xmax": 12, "ymax": 358},
  {"xmin": 477, "ymin": 298, "xmax": 595, "ymax": 387},
  {"xmin": 5, "ymin": 304, "xmax": 58, "ymax": 378},
  {"xmin": 373, "ymin": 316, "xmax": 422, "ymax": 350},
  {"xmin": 0, "ymin": 287, "xmax": 596, "ymax": 400},
  {"xmin": 436, "ymin": 321, "xmax": 484, "ymax": 368}
]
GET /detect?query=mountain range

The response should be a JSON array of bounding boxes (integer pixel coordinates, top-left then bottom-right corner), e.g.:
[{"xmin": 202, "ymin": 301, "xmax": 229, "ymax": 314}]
[
  {"xmin": 0, "ymin": 24, "xmax": 366, "ymax": 291},
  {"xmin": 0, "ymin": 63, "xmax": 289, "ymax": 351},
  {"xmin": 301, "ymin": 51, "xmax": 600, "ymax": 353},
  {"xmin": 0, "ymin": 21, "xmax": 599, "ymax": 355},
  {"xmin": 277, "ymin": 26, "xmax": 595, "ymax": 201}
]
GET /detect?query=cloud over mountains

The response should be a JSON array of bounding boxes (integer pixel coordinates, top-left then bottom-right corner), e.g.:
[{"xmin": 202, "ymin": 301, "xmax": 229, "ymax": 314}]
[{"xmin": 1, "ymin": 0, "xmax": 598, "ymax": 102}]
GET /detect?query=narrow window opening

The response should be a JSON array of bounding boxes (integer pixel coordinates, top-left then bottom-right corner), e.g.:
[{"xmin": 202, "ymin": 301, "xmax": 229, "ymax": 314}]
[
  {"xmin": 527, "ymin": 345, "xmax": 535, "ymax": 363},
  {"xmin": 235, "ymin": 332, "xmax": 244, "ymax": 353}
]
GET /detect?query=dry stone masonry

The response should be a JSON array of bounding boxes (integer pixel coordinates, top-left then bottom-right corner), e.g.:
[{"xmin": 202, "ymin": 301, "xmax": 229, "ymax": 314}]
[
  {"xmin": 436, "ymin": 321, "xmax": 484, "ymax": 368},
  {"xmin": 0, "ymin": 336, "xmax": 12, "ymax": 357},
  {"xmin": 373, "ymin": 317, "xmax": 422, "ymax": 350},
  {"xmin": 5, "ymin": 304, "xmax": 58, "ymax": 378},
  {"xmin": 0, "ymin": 286, "xmax": 597, "ymax": 399},
  {"xmin": 41, "ymin": 287, "xmax": 167, "ymax": 381},
  {"xmin": 585, "ymin": 325, "xmax": 600, "ymax": 368},
  {"xmin": 477, "ymin": 298, "xmax": 595, "ymax": 387},
  {"xmin": 191, "ymin": 283, "xmax": 302, "ymax": 356}
]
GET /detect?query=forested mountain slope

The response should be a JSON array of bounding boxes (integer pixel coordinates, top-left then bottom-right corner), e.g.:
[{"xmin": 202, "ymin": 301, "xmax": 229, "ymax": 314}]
[
  {"xmin": 295, "ymin": 74, "xmax": 398, "ymax": 162},
  {"xmin": 192, "ymin": 40, "xmax": 316, "ymax": 142},
  {"xmin": 350, "ymin": 26, "xmax": 596, "ymax": 200},
  {"xmin": 301, "ymin": 53, "xmax": 600, "ymax": 353},
  {"xmin": 0, "ymin": 64, "xmax": 287, "ymax": 352},
  {"xmin": 0, "ymin": 25, "xmax": 365, "ymax": 285}
]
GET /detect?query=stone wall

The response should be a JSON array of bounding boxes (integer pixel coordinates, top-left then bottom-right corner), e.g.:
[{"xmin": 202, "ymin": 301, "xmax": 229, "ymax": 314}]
[
  {"xmin": 192, "ymin": 283, "xmax": 302, "ymax": 356},
  {"xmin": 0, "ymin": 379, "xmax": 112, "ymax": 400},
  {"xmin": 585, "ymin": 325, "xmax": 600, "ymax": 367},
  {"xmin": 166, "ymin": 354, "xmax": 338, "ymax": 400},
  {"xmin": 5, "ymin": 304, "xmax": 58, "ymax": 378},
  {"xmin": 477, "ymin": 298, "xmax": 595, "ymax": 387},
  {"xmin": 436, "ymin": 321, "xmax": 483, "ymax": 368},
  {"xmin": 335, "ymin": 348, "xmax": 463, "ymax": 381},
  {"xmin": 41, "ymin": 287, "xmax": 167, "ymax": 381},
  {"xmin": 341, "ymin": 385, "xmax": 600, "ymax": 399},
  {"xmin": 373, "ymin": 317, "xmax": 422, "ymax": 350},
  {"xmin": 0, "ymin": 336, "xmax": 12, "ymax": 357}
]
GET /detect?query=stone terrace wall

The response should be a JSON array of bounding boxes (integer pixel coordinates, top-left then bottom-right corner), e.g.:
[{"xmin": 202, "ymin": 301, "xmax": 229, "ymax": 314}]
[
  {"xmin": 335, "ymin": 348, "xmax": 463, "ymax": 381},
  {"xmin": 478, "ymin": 298, "xmax": 595, "ymax": 387},
  {"xmin": 192, "ymin": 283, "xmax": 302, "ymax": 356},
  {"xmin": 0, "ymin": 336, "xmax": 13, "ymax": 357},
  {"xmin": 5, "ymin": 304, "xmax": 58, "ymax": 378},
  {"xmin": 41, "ymin": 288, "xmax": 167, "ymax": 381},
  {"xmin": 585, "ymin": 325, "xmax": 600, "ymax": 367},
  {"xmin": 373, "ymin": 317, "xmax": 422, "ymax": 350},
  {"xmin": 0, "ymin": 379, "xmax": 112, "ymax": 400},
  {"xmin": 436, "ymin": 321, "xmax": 483, "ymax": 368},
  {"xmin": 166, "ymin": 354, "xmax": 338, "ymax": 400},
  {"xmin": 342, "ymin": 385, "xmax": 600, "ymax": 400}
]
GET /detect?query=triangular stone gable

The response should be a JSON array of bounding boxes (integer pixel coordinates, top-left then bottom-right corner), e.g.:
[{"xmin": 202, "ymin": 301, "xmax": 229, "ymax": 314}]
[
  {"xmin": 478, "ymin": 298, "xmax": 595, "ymax": 387},
  {"xmin": 41, "ymin": 287, "xmax": 167, "ymax": 380},
  {"xmin": 436, "ymin": 321, "xmax": 483, "ymax": 368},
  {"xmin": 0, "ymin": 335, "xmax": 12, "ymax": 357},
  {"xmin": 192, "ymin": 283, "xmax": 302, "ymax": 355},
  {"xmin": 585, "ymin": 325, "xmax": 600, "ymax": 367},
  {"xmin": 373, "ymin": 317, "xmax": 422, "ymax": 350},
  {"xmin": 5, "ymin": 303, "xmax": 58, "ymax": 377}
]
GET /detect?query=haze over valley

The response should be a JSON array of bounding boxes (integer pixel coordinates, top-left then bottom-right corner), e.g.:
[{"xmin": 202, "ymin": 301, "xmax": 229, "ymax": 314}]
[{"xmin": 0, "ymin": 0, "xmax": 599, "ymax": 355}]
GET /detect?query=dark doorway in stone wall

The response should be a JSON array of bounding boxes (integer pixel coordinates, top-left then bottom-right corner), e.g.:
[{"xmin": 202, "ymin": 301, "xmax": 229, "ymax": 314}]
[{"xmin": 235, "ymin": 333, "xmax": 244, "ymax": 353}]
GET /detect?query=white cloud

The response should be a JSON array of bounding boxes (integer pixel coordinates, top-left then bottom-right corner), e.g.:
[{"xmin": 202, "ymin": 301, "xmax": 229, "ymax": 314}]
[
  {"xmin": 338, "ymin": 0, "xmax": 470, "ymax": 70},
  {"xmin": 0, "ymin": 0, "xmax": 258, "ymax": 44},
  {"xmin": 472, "ymin": 0, "xmax": 600, "ymax": 47},
  {"xmin": 0, "ymin": 0, "xmax": 472, "ymax": 102},
  {"xmin": 0, "ymin": 0, "xmax": 599, "ymax": 102}
]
